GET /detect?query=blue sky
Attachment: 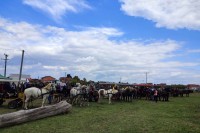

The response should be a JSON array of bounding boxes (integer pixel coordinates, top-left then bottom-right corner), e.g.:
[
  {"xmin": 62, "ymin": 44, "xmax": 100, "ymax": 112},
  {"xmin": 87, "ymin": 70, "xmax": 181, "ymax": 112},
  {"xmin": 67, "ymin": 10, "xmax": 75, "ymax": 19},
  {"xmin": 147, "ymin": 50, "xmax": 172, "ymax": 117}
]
[{"xmin": 0, "ymin": 0, "xmax": 200, "ymax": 84}]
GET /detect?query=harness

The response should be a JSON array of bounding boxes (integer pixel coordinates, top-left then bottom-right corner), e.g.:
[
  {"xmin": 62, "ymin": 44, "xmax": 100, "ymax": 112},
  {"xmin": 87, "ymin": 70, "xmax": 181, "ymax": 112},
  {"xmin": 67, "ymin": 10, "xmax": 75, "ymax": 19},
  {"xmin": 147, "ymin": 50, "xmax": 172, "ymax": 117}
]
[
  {"xmin": 37, "ymin": 89, "xmax": 41, "ymax": 97},
  {"xmin": 106, "ymin": 90, "xmax": 113, "ymax": 95},
  {"xmin": 40, "ymin": 86, "xmax": 52, "ymax": 97},
  {"xmin": 41, "ymin": 91, "xmax": 50, "ymax": 96}
]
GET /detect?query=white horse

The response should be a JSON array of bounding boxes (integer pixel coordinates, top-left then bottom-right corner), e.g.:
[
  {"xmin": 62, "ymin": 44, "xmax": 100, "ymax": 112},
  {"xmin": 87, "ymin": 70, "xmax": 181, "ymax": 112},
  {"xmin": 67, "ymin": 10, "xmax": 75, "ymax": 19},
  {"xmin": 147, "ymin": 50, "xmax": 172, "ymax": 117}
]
[
  {"xmin": 70, "ymin": 84, "xmax": 88, "ymax": 105},
  {"xmin": 70, "ymin": 83, "xmax": 82, "ymax": 97},
  {"xmin": 70, "ymin": 83, "xmax": 87, "ymax": 97},
  {"xmin": 98, "ymin": 88, "xmax": 118, "ymax": 104},
  {"xmin": 23, "ymin": 83, "xmax": 56, "ymax": 109}
]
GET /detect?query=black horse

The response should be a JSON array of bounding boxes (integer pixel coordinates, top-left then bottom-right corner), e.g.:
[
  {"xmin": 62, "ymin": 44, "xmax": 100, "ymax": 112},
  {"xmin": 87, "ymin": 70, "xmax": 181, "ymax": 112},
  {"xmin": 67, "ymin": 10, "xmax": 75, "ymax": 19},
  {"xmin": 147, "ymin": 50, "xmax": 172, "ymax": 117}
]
[
  {"xmin": 159, "ymin": 88, "xmax": 169, "ymax": 101},
  {"xmin": 87, "ymin": 85, "xmax": 99, "ymax": 102},
  {"xmin": 121, "ymin": 87, "xmax": 135, "ymax": 102}
]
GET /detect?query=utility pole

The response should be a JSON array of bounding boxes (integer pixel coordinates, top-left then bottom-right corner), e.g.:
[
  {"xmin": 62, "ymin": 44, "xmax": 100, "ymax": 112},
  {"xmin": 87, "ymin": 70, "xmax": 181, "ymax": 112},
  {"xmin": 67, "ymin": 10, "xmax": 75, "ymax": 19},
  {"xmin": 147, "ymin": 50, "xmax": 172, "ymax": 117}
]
[
  {"xmin": 65, "ymin": 72, "xmax": 67, "ymax": 83},
  {"xmin": 2, "ymin": 53, "xmax": 9, "ymax": 77},
  {"xmin": 145, "ymin": 72, "xmax": 149, "ymax": 84},
  {"xmin": 19, "ymin": 50, "xmax": 24, "ymax": 83}
]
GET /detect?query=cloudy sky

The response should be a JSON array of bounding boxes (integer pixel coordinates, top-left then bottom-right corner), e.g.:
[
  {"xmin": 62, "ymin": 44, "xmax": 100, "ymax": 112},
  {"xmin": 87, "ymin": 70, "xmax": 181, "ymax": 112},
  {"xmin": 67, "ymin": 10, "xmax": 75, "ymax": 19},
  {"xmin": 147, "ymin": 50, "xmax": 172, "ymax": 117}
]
[{"xmin": 0, "ymin": 0, "xmax": 200, "ymax": 84}]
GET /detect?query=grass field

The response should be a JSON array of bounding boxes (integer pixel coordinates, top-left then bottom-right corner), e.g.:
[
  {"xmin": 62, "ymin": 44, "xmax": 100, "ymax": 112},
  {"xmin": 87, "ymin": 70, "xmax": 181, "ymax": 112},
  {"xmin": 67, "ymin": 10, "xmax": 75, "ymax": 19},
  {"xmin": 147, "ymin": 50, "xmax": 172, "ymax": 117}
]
[{"xmin": 0, "ymin": 93, "xmax": 200, "ymax": 133}]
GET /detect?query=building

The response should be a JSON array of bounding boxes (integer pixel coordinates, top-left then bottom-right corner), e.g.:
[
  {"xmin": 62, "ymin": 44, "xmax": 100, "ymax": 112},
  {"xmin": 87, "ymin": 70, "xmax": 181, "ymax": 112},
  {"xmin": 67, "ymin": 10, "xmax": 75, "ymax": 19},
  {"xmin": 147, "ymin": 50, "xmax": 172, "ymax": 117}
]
[
  {"xmin": 59, "ymin": 74, "xmax": 72, "ymax": 83},
  {"xmin": 0, "ymin": 74, "xmax": 5, "ymax": 79},
  {"xmin": 59, "ymin": 77, "xmax": 72, "ymax": 83},
  {"xmin": 41, "ymin": 76, "xmax": 56, "ymax": 83},
  {"xmin": 187, "ymin": 84, "xmax": 200, "ymax": 91},
  {"xmin": 8, "ymin": 74, "xmax": 31, "ymax": 83}
]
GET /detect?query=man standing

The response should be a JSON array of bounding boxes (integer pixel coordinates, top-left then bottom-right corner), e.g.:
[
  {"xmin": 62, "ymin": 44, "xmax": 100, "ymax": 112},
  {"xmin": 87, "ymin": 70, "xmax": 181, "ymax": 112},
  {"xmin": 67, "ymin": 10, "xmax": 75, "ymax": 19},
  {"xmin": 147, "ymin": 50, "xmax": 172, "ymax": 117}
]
[{"xmin": 154, "ymin": 89, "xmax": 158, "ymax": 103}]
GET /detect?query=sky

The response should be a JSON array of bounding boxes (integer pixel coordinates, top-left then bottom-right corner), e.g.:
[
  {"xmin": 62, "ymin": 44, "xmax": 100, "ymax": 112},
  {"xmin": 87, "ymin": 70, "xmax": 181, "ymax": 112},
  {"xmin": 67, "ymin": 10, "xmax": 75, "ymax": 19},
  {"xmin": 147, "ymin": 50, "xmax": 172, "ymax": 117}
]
[{"xmin": 0, "ymin": 0, "xmax": 200, "ymax": 85}]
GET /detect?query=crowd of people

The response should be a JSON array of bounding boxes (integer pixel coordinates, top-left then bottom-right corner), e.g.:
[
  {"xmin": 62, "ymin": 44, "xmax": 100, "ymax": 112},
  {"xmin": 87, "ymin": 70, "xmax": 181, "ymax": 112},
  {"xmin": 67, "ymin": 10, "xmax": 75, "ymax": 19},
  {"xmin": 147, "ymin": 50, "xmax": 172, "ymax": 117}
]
[{"xmin": 1, "ymin": 81, "xmax": 192, "ymax": 105}]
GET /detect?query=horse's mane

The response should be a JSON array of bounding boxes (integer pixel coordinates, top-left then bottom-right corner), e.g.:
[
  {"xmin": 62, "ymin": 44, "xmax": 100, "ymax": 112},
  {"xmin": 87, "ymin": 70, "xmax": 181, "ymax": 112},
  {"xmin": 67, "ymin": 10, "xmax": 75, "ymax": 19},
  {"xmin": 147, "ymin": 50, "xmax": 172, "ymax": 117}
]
[
  {"xmin": 42, "ymin": 83, "xmax": 52, "ymax": 90},
  {"xmin": 81, "ymin": 85, "xmax": 87, "ymax": 88}
]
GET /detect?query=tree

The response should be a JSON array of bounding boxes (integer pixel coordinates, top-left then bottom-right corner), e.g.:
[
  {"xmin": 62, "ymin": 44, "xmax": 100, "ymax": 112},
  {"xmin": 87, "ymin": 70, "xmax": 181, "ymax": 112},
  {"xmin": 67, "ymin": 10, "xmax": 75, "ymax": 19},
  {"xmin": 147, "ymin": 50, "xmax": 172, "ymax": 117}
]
[
  {"xmin": 71, "ymin": 76, "xmax": 81, "ymax": 86},
  {"xmin": 81, "ymin": 77, "xmax": 87, "ymax": 85},
  {"xmin": 67, "ymin": 74, "xmax": 72, "ymax": 78}
]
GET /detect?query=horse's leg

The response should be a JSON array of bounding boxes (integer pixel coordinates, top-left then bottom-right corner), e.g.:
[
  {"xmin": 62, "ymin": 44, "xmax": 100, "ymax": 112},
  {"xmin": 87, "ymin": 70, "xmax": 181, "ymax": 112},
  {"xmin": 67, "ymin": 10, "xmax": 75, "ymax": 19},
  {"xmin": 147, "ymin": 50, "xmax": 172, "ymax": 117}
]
[
  {"xmin": 108, "ymin": 94, "xmax": 112, "ymax": 104},
  {"xmin": 186, "ymin": 92, "xmax": 189, "ymax": 97},
  {"xmin": 98, "ymin": 93, "xmax": 101, "ymax": 103},
  {"xmin": 131, "ymin": 94, "xmax": 133, "ymax": 102},
  {"xmin": 42, "ymin": 96, "xmax": 47, "ymax": 107},
  {"xmin": 24, "ymin": 97, "xmax": 29, "ymax": 110},
  {"xmin": 30, "ymin": 98, "xmax": 33, "ymax": 108}
]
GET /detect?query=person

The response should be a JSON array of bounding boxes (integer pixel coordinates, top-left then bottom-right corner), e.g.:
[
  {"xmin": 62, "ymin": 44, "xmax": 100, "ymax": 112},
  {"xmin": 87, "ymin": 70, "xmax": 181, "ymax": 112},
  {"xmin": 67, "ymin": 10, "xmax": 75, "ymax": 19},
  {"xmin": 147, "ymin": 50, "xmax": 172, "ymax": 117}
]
[
  {"xmin": 48, "ymin": 84, "xmax": 54, "ymax": 104},
  {"xmin": 11, "ymin": 82, "xmax": 16, "ymax": 90},
  {"xmin": 11, "ymin": 82, "xmax": 17, "ymax": 97},
  {"xmin": 62, "ymin": 85, "xmax": 67, "ymax": 97},
  {"xmin": 154, "ymin": 89, "xmax": 158, "ymax": 103}
]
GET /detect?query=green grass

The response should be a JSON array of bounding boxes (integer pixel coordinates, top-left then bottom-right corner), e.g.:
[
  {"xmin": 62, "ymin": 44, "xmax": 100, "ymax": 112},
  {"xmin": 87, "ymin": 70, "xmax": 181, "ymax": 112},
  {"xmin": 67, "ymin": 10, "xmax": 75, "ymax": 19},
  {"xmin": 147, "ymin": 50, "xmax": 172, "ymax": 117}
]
[{"xmin": 0, "ymin": 93, "xmax": 200, "ymax": 133}]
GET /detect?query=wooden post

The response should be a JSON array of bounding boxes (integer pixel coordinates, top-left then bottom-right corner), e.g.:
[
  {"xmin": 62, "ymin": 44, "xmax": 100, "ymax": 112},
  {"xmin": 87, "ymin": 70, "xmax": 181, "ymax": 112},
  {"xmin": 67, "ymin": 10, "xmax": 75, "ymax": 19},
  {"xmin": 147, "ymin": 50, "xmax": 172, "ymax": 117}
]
[{"xmin": 0, "ymin": 101, "xmax": 72, "ymax": 128}]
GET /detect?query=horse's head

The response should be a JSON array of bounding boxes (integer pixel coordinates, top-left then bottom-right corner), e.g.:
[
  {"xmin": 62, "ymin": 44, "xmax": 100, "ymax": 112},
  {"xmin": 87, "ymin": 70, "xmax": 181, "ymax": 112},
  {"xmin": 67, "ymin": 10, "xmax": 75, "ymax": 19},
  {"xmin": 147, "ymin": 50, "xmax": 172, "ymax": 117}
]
[
  {"xmin": 51, "ymin": 83, "xmax": 56, "ymax": 91},
  {"xmin": 43, "ymin": 83, "xmax": 51, "ymax": 90},
  {"xmin": 43, "ymin": 83, "xmax": 56, "ymax": 91},
  {"xmin": 81, "ymin": 85, "xmax": 87, "ymax": 89},
  {"xmin": 81, "ymin": 85, "xmax": 88, "ymax": 93},
  {"xmin": 76, "ymin": 83, "xmax": 81, "ymax": 87}
]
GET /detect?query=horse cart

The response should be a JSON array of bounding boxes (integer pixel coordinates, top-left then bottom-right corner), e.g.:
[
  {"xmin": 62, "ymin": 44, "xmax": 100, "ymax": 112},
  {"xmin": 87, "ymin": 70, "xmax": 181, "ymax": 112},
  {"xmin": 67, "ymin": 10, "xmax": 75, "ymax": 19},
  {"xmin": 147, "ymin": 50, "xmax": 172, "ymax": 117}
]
[
  {"xmin": 66, "ymin": 93, "xmax": 89, "ymax": 107},
  {"xmin": 0, "ymin": 80, "xmax": 23, "ymax": 109},
  {"xmin": 66, "ymin": 84, "xmax": 99, "ymax": 107},
  {"xmin": 7, "ymin": 92, "xmax": 23, "ymax": 109}
]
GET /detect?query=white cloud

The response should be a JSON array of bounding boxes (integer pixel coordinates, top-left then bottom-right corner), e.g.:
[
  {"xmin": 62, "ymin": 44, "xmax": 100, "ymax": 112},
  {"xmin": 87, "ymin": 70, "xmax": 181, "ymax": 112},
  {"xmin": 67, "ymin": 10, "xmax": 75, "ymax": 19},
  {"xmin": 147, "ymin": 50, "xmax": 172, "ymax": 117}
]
[
  {"xmin": 80, "ymin": 27, "xmax": 124, "ymax": 36},
  {"xmin": 119, "ymin": 0, "xmax": 200, "ymax": 30},
  {"xmin": 188, "ymin": 49, "xmax": 200, "ymax": 53},
  {"xmin": 23, "ymin": 0, "xmax": 91, "ymax": 20},
  {"xmin": 75, "ymin": 56, "xmax": 96, "ymax": 63},
  {"xmin": 0, "ymin": 17, "xmax": 199, "ymax": 84}
]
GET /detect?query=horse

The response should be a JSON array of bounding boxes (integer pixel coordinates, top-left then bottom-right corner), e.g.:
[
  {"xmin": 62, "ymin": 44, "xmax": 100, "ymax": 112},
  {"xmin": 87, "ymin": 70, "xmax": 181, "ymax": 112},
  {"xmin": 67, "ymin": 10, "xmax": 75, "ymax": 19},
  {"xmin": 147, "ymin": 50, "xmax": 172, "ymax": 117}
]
[
  {"xmin": 23, "ymin": 83, "xmax": 56, "ymax": 109},
  {"xmin": 98, "ymin": 88, "xmax": 118, "ymax": 104},
  {"xmin": 81, "ymin": 84, "xmax": 99, "ymax": 102},
  {"xmin": 70, "ymin": 83, "xmax": 82, "ymax": 97},
  {"xmin": 158, "ymin": 88, "xmax": 169, "ymax": 101},
  {"xmin": 121, "ymin": 86, "xmax": 135, "ymax": 102},
  {"xmin": 178, "ymin": 89, "xmax": 191, "ymax": 97},
  {"xmin": 69, "ymin": 83, "xmax": 89, "ymax": 106}
]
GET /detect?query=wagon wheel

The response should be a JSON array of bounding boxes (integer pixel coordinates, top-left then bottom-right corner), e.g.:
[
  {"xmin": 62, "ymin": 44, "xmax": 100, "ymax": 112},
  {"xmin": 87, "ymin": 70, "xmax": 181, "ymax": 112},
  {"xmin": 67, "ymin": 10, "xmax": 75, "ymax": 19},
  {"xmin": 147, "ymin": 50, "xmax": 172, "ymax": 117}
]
[
  {"xmin": 73, "ymin": 94, "xmax": 83, "ymax": 106},
  {"xmin": 82, "ymin": 99, "xmax": 89, "ymax": 107},
  {"xmin": 79, "ymin": 95, "xmax": 84, "ymax": 107},
  {"xmin": 94, "ymin": 95, "xmax": 99, "ymax": 102},
  {"xmin": 93, "ymin": 91, "xmax": 99, "ymax": 102},
  {"xmin": 80, "ymin": 94, "xmax": 89, "ymax": 107},
  {"xmin": 77, "ymin": 94, "xmax": 84, "ymax": 107},
  {"xmin": 8, "ymin": 100, "xmax": 17, "ymax": 109},
  {"xmin": 71, "ymin": 95, "xmax": 78, "ymax": 105},
  {"xmin": 84, "ymin": 95, "xmax": 89, "ymax": 106},
  {"xmin": 16, "ymin": 98, "xmax": 23, "ymax": 108},
  {"xmin": 66, "ymin": 97, "xmax": 70, "ymax": 103},
  {"xmin": 75, "ymin": 95, "xmax": 82, "ymax": 106},
  {"xmin": 0, "ymin": 98, "xmax": 4, "ymax": 106}
]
